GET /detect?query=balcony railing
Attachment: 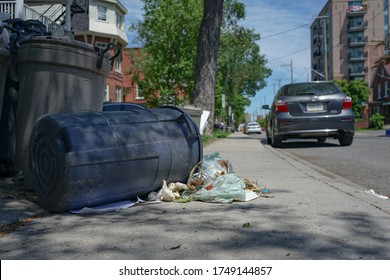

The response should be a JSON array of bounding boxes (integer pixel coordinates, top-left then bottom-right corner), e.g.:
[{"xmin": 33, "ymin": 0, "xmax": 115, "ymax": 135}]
[
  {"xmin": 24, "ymin": 5, "xmax": 67, "ymax": 36},
  {"xmin": 1, "ymin": 1, "xmax": 67, "ymax": 36},
  {"xmin": 348, "ymin": 37, "xmax": 367, "ymax": 46},
  {"xmin": 0, "ymin": 1, "xmax": 16, "ymax": 18},
  {"xmin": 347, "ymin": 4, "xmax": 367, "ymax": 16},
  {"xmin": 348, "ymin": 20, "xmax": 368, "ymax": 31},
  {"xmin": 349, "ymin": 67, "xmax": 368, "ymax": 77},
  {"xmin": 348, "ymin": 53, "xmax": 367, "ymax": 62}
]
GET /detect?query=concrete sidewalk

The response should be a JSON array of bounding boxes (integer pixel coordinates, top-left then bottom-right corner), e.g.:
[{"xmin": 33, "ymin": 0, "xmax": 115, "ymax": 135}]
[{"xmin": 0, "ymin": 132, "xmax": 389, "ymax": 259}]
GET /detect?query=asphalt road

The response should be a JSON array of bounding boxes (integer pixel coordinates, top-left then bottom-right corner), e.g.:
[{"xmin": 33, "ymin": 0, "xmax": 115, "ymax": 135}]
[{"xmin": 249, "ymin": 132, "xmax": 390, "ymax": 197}]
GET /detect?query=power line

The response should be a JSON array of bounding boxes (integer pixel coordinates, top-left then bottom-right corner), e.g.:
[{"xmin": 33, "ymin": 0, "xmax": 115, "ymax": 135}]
[
  {"xmin": 261, "ymin": 23, "xmax": 310, "ymax": 40},
  {"xmin": 268, "ymin": 47, "xmax": 310, "ymax": 62}
]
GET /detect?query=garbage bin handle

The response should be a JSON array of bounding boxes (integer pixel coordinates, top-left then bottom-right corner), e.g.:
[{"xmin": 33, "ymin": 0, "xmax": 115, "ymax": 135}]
[
  {"xmin": 2, "ymin": 23, "xmax": 20, "ymax": 54},
  {"xmin": 97, "ymin": 42, "xmax": 121, "ymax": 70},
  {"xmin": 161, "ymin": 106, "xmax": 200, "ymax": 139}
]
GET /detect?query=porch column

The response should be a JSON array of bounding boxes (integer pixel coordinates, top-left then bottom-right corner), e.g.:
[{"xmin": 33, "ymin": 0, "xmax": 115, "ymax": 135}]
[
  {"xmin": 65, "ymin": 0, "xmax": 72, "ymax": 31},
  {"xmin": 15, "ymin": 0, "xmax": 23, "ymax": 18}
]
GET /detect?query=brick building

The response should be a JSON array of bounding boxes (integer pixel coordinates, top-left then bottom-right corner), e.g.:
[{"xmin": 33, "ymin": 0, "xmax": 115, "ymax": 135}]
[{"xmin": 371, "ymin": 63, "xmax": 390, "ymax": 123}]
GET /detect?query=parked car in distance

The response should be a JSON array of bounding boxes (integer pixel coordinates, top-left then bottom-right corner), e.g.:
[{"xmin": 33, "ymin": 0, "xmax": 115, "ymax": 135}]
[
  {"xmin": 262, "ymin": 81, "xmax": 354, "ymax": 147},
  {"xmin": 213, "ymin": 122, "xmax": 226, "ymax": 130},
  {"xmin": 244, "ymin": 122, "xmax": 262, "ymax": 134}
]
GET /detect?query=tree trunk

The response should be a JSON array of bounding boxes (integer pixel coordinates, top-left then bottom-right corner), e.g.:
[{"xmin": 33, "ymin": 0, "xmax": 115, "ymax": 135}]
[{"xmin": 192, "ymin": 0, "xmax": 224, "ymax": 134}]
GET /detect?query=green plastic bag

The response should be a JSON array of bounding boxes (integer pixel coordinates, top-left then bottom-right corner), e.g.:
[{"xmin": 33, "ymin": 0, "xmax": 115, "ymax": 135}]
[{"xmin": 192, "ymin": 173, "xmax": 246, "ymax": 203}]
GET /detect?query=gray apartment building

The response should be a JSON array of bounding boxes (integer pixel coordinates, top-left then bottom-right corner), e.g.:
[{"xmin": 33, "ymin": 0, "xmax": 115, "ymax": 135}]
[{"xmin": 311, "ymin": 0, "xmax": 388, "ymax": 83}]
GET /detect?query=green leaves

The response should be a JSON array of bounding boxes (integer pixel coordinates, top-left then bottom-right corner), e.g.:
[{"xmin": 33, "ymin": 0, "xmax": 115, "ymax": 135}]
[
  {"xmin": 129, "ymin": 0, "xmax": 271, "ymax": 121},
  {"xmin": 333, "ymin": 79, "xmax": 370, "ymax": 118}
]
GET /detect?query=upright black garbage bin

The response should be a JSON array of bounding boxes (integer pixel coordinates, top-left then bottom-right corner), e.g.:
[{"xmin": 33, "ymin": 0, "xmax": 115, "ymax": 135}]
[
  {"xmin": 15, "ymin": 37, "xmax": 112, "ymax": 189},
  {"xmin": 29, "ymin": 106, "xmax": 203, "ymax": 212},
  {"xmin": 0, "ymin": 45, "xmax": 17, "ymax": 169},
  {"xmin": 0, "ymin": 47, "xmax": 9, "ymax": 120}
]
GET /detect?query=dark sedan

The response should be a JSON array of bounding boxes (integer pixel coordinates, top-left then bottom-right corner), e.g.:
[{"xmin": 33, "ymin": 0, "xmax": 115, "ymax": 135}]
[{"xmin": 262, "ymin": 81, "xmax": 354, "ymax": 147}]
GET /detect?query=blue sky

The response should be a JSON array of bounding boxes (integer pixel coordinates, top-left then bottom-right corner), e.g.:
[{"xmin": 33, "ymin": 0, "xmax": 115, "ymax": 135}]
[{"xmin": 121, "ymin": 0, "xmax": 328, "ymax": 119}]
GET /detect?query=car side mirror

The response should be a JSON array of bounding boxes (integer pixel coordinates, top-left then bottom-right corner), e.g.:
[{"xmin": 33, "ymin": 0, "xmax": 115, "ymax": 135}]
[{"xmin": 262, "ymin": 105, "xmax": 270, "ymax": 110}]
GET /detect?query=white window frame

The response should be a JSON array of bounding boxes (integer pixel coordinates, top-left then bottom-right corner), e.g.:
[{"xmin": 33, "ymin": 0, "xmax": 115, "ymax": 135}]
[
  {"xmin": 97, "ymin": 5, "xmax": 107, "ymax": 22},
  {"xmin": 135, "ymin": 83, "xmax": 144, "ymax": 100},
  {"xmin": 116, "ymin": 12, "xmax": 124, "ymax": 30},
  {"xmin": 115, "ymin": 52, "xmax": 122, "ymax": 73},
  {"xmin": 116, "ymin": 86, "xmax": 122, "ymax": 102},
  {"xmin": 104, "ymin": 85, "xmax": 109, "ymax": 102},
  {"xmin": 385, "ymin": 81, "xmax": 389, "ymax": 98},
  {"xmin": 377, "ymin": 84, "xmax": 382, "ymax": 100}
]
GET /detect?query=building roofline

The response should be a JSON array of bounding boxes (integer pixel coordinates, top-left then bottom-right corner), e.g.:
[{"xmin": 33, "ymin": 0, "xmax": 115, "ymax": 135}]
[{"xmin": 104, "ymin": 0, "xmax": 128, "ymax": 14}]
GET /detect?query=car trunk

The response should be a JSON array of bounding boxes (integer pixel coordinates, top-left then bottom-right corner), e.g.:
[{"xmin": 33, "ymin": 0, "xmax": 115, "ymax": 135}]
[{"xmin": 283, "ymin": 94, "xmax": 345, "ymax": 117}]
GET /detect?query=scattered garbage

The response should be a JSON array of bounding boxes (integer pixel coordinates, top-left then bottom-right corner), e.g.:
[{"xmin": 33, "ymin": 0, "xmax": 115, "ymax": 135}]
[
  {"xmin": 365, "ymin": 189, "xmax": 389, "ymax": 200},
  {"xmin": 148, "ymin": 152, "xmax": 273, "ymax": 204},
  {"xmin": 70, "ymin": 151, "xmax": 271, "ymax": 214}
]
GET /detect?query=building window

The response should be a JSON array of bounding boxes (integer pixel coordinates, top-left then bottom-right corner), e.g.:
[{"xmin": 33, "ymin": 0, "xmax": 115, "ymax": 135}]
[
  {"xmin": 116, "ymin": 12, "xmax": 124, "ymax": 30},
  {"xmin": 115, "ymin": 52, "xmax": 122, "ymax": 73},
  {"xmin": 377, "ymin": 84, "xmax": 382, "ymax": 100},
  {"xmin": 348, "ymin": 32, "xmax": 364, "ymax": 44},
  {"xmin": 349, "ymin": 47, "xmax": 364, "ymax": 59},
  {"xmin": 95, "ymin": 41, "xmax": 108, "ymax": 52},
  {"xmin": 349, "ymin": 62, "xmax": 365, "ymax": 74},
  {"xmin": 136, "ymin": 83, "xmax": 144, "ymax": 100},
  {"xmin": 116, "ymin": 86, "xmax": 122, "ymax": 102},
  {"xmin": 104, "ymin": 85, "xmax": 109, "ymax": 102},
  {"xmin": 97, "ymin": 5, "xmax": 107, "ymax": 22},
  {"xmin": 385, "ymin": 81, "xmax": 389, "ymax": 98},
  {"xmin": 349, "ymin": 16, "xmax": 364, "ymax": 29}
]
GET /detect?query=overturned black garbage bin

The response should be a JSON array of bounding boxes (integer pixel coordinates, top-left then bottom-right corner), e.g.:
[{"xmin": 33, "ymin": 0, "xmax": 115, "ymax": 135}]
[{"xmin": 29, "ymin": 106, "xmax": 203, "ymax": 212}]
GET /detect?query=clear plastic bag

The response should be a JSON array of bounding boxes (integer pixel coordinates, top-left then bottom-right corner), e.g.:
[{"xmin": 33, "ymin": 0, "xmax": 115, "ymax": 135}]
[
  {"xmin": 192, "ymin": 173, "xmax": 246, "ymax": 203},
  {"xmin": 187, "ymin": 152, "xmax": 232, "ymax": 190}
]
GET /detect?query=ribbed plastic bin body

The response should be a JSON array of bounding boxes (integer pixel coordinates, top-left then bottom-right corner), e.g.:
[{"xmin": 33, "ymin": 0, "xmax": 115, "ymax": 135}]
[
  {"xmin": 15, "ymin": 37, "xmax": 111, "ymax": 188},
  {"xmin": 0, "ymin": 47, "xmax": 9, "ymax": 126},
  {"xmin": 29, "ymin": 107, "xmax": 202, "ymax": 212}
]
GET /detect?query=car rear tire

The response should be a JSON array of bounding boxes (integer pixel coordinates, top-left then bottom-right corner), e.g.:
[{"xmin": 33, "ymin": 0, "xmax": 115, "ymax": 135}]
[
  {"xmin": 266, "ymin": 134, "xmax": 272, "ymax": 145},
  {"xmin": 338, "ymin": 132, "xmax": 353, "ymax": 146},
  {"xmin": 271, "ymin": 128, "xmax": 283, "ymax": 148},
  {"xmin": 317, "ymin": 137, "xmax": 326, "ymax": 143}
]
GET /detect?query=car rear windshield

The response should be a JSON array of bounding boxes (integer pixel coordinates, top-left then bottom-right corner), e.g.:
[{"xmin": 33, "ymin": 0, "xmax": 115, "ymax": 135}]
[{"xmin": 280, "ymin": 83, "xmax": 343, "ymax": 97}]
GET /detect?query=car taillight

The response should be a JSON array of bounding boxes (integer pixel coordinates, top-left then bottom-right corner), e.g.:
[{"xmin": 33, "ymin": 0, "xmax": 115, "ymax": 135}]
[
  {"xmin": 342, "ymin": 96, "xmax": 353, "ymax": 110},
  {"xmin": 275, "ymin": 100, "xmax": 288, "ymax": 112}
]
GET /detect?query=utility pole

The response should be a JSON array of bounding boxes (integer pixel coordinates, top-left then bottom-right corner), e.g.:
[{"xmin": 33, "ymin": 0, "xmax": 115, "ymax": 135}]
[
  {"xmin": 274, "ymin": 79, "xmax": 282, "ymax": 96},
  {"xmin": 317, "ymin": 15, "xmax": 329, "ymax": 81},
  {"xmin": 66, "ymin": 0, "xmax": 72, "ymax": 31},
  {"xmin": 323, "ymin": 18, "xmax": 328, "ymax": 81},
  {"xmin": 281, "ymin": 59, "xmax": 294, "ymax": 83}
]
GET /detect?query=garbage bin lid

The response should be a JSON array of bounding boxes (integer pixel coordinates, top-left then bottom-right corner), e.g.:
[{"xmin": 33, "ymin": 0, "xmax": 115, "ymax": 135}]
[{"xmin": 19, "ymin": 36, "xmax": 98, "ymax": 53}]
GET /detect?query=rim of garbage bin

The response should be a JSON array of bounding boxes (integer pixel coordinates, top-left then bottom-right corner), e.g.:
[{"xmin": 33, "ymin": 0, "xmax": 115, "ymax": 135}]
[{"xmin": 18, "ymin": 36, "xmax": 99, "ymax": 53}]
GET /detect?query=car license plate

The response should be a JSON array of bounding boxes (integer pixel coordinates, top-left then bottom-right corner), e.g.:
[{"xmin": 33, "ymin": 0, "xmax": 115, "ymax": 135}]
[{"xmin": 307, "ymin": 103, "xmax": 323, "ymax": 111}]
